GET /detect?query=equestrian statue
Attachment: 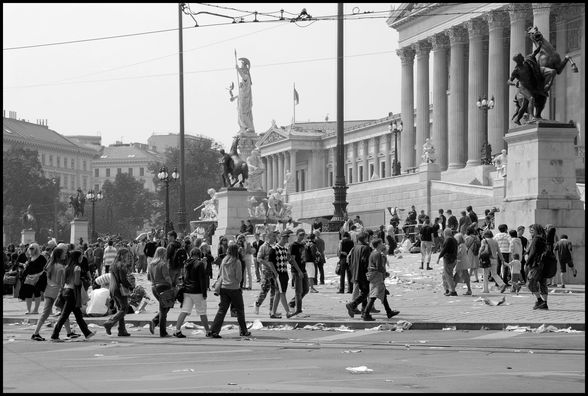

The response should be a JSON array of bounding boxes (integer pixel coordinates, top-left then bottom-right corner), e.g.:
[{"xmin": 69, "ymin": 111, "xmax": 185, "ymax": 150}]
[
  {"xmin": 69, "ymin": 188, "xmax": 86, "ymax": 218},
  {"xmin": 220, "ymin": 135, "xmax": 249, "ymax": 189}
]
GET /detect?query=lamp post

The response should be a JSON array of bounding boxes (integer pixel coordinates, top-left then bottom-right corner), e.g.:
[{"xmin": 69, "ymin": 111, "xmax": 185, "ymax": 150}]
[
  {"xmin": 476, "ymin": 95, "xmax": 495, "ymax": 111},
  {"xmin": 51, "ymin": 177, "xmax": 59, "ymax": 239},
  {"xmin": 390, "ymin": 120, "xmax": 403, "ymax": 176},
  {"xmin": 158, "ymin": 166, "xmax": 180, "ymax": 235},
  {"xmin": 85, "ymin": 189, "xmax": 103, "ymax": 243}
]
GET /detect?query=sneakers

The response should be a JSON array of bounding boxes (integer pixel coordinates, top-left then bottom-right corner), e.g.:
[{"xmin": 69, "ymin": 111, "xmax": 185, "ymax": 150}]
[
  {"xmin": 362, "ymin": 315, "xmax": 375, "ymax": 321},
  {"xmin": 463, "ymin": 290, "xmax": 472, "ymax": 296},
  {"xmin": 173, "ymin": 331, "xmax": 186, "ymax": 338},
  {"xmin": 269, "ymin": 313, "xmax": 282, "ymax": 319},
  {"xmin": 443, "ymin": 290, "xmax": 450, "ymax": 296},
  {"xmin": 206, "ymin": 332, "xmax": 221, "ymax": 338},
  {"xmin": 240, "ymin": 331, "xmax": 252, "ymax": 337},
  {"xmin": 50, "ymin": 337, "xmax": 64, "ymax": 342},
  {"xmin": 533, "ymin": 300, "xmax": 544, "ymax": 310},
  {"xmin": 31, "ymin": 334, "xmax": 45, "ymax": 341},
  {"xmin": 286, "ymin": 310, "xmax": 301, "ymax": 318},
  {"xmin": 345, "ymin": 303, "xmax": 355, "ymax": 318},
  {"xmin": 499, "ymin": 284, "xmax": 508, "ymax": 294},
  {"xmin": 85, "ymin": 331, "xmax": 96, "ymax": 340},
  {"xmin": 537, "ymin": 302, "xmax": 549, "ymax": 310},
  {"xmin": 449, "ymin": 291, "xmax": 458, "ymax": 296},
  {"xmin": 353, "ymin": 308, "xmax": 362, "ymax": 314},
  {"xmin": 288, "ymin": 301, "xmax": 296, "ymax": 309},
  {"xmin": 103, "ymin": 323, "xmax": 113, "ymax": 335},
  {"xmin": 426, "ymin": 266, "xmax": 433, "ymax": 270},
  {"xmin": 386, "ymin": 310, "xmax": 400, "ymax": 319},
  {"xmin": 67, "ymin": 332, "xmax": 81, "ymax": 339},
  {"xmin": 370, "ymin": 308, "xmax": 380, "ymax": 314},
  {"xmin": 310, "ymin": 289, "xmax": 319, "ymax": 293}
]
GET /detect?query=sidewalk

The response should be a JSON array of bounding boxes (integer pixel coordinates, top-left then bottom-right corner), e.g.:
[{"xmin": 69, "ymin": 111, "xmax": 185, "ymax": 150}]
[{"xmin": 3, "ymin": 253, "xmax": 585, "ymax": 331}]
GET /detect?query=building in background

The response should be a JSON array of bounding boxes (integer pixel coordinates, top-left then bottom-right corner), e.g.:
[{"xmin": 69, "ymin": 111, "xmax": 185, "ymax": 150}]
[{"xmin": 147, "ymin": 132, "xmax": 216, "ymax": 156}]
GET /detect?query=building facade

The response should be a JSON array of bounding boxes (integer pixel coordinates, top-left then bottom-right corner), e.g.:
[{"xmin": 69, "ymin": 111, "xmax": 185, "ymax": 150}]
[{"xmin": 147, "ymin": 133, "xmax": 216, "ymax": 155}]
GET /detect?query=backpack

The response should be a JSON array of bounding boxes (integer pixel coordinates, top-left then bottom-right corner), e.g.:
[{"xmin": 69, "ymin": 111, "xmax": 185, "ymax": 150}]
[
  {"xmin": 471, "ymin": 236, "xmax": 481, "ymax": 256},
  {"xmin": 541, "ymin": 249, "xmax": 558, "ymax": 278},
  {"xmin": 172, "ymin": 246, "xmax": 188, "ymax": 269}
]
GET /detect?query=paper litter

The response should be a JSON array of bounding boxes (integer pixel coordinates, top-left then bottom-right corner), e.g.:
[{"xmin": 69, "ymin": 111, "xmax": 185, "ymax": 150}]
[
  {"xmin": 342, "ymin": 350, "xmax": 362, "ymax": 353},
  {"xmin": 172, "ymin": 368, "xmax": 195, "ymax": 373},
  {"xmin": 346, "ymin": 366, "xmax": 373, "ymax": 374},
  {"xmin": 249, "ymin": 319, "xmax": 264, "ymax": 330},
  {"xmin": 442, "ymin": 326, "xmax": 457, "ymax": 331}
]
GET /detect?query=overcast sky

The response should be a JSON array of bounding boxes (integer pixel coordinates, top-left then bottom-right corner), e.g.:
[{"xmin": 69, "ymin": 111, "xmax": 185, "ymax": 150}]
[{"xmin": 3, "ymin": 3, "xmax": 401, "ymax": 150}]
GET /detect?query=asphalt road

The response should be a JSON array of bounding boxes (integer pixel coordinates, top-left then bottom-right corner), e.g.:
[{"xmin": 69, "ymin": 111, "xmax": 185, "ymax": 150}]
[{"xmin": 3, "ymin": 324, "xmax": 584, "ymax": 393}]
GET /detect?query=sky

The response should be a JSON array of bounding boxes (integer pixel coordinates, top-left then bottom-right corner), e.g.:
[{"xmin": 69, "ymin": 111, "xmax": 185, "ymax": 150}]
[{"xmin": 3, "ymin": 3, "xmax": 402, "ymax": 150}]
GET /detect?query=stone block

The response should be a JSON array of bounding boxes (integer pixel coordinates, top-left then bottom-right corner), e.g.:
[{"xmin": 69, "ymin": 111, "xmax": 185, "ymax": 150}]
[
  {"xmin": 20, "ymin": 230, "xmax": 35, "ymax": 245},
  {"xmin": 70, "ymin": 219, "xmax": 89, "ymax": 245}
]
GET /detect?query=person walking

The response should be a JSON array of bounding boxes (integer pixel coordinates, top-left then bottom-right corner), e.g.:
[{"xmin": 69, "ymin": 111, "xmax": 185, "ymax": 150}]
[
  {"xmin": 525, "ymin": 224, "xmax": 549, "ymax": 309},
  {"xmin": 174, "ymin": 248, "xmax": 210, "ymax": 338},
  {"xmin": 305, "ymin": 233, "xmax": 320, "ymax": 293},
  {"xmin": 419, "ymin": 217, "xmax": 434, "ymax": 270},
  {"xmin": 517, "ymin": 226, "xmax": 529, "ymax": 283},
  {"xmin": 494, "ymin": 224, "xmax": 512, "ymax": 284},
  {"xmin": 136, "ymin": 237, "xmax": 147, "ymax": 274},
  {"xmin": 18, "ymin": 243, "xmax": 46, "ymax": 315},
  {"xmin": 458, "ymin": 211, "xmax": 472, "ymax": 236},
  {"xmin": 93, "ymin": 241, "xmax": 104, "ymax": 276},
  {"xmin": 269, "ymin": 232, "xmax": 296, "ymax": 319},
  {"xmin": 362, "ymin": 239, "xmax": 399, "ymax": 321},
  {"xmin": 437, "ymin": 228, "xmax": 458, "ymax": 296},
  {"xmin": 452, "ymin": 233, "xmax": 472, "ymax": 295},
  {"xmin": 345, "ymin": 231, "xmax": 372, "ymax": 319},
  {"xmin": 252, "ymin": 233, "xmax": 263, "ymax": 283},
  {"xmin": 544, "ymin": 224, "xmax": 559, "ymax": 286},
  {"xmin": 479, "ymin": 230, "xmax": 507, "ymax": 293},
  {"xmin": 554, "ymin": 234, "xmax": 576, "ymax": 288},
  {"xmin": 102, "ymin": 240, "xmax": 117, "ymax": 274},
  {"xmin": 207, "ymin": 243, "xmax": 251, "ymax": 338},
  {"xmin": 287, "ymin": 229, "xmax": 308, "ymax": 316},
  {"xmin": 313, "ymin": 230, "xmax": 326, "ymax": 285},
  {"xmin": 148, "ymin": 247, "xmax": 173, "ymax": 337},
  {"xmin": 465, "ymin": 226, "xmax": 481, "ymax": 283},
  {"xmin": 254, "ymin": 231, "xmax": 279, "ymax": 316},
  {"xmin": 50, "ymin": 250, "xmax": 96, "ymax": 341},
  {"xmin": 102, "ymin": 248, "xmax": 134, "ymax": 337},
  {"xmin": 446, "ymin": 209, "xmax": 458, "ymax": 233},
  {"xmin": 337, "ymin": 232, "xmax": 354, "ymax": 294}
]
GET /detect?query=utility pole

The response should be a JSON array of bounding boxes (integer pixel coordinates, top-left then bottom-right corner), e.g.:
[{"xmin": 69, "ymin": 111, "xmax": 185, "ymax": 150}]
[{"xmin": 177, "ymin": 3, "xmax": 187, "ymax": 236}]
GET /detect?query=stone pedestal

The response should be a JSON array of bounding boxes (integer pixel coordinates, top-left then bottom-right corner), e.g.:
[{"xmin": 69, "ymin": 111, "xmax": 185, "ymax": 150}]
[
  {"xmin": 212, "ymin": 188, "xmax": 257, "ymax": 252},
  {"xmin": 21, "ymin": 229, "xmax": 36, "ymax": 245},
  {"xmin": 497, "ymin": 121, "xmax": 585, "ymax": 283},
  {"xmin": 418, "ymin": 162, "xmax": 441, "ymax": 219},
  {"xmin": 70, "ymin": 218, "xmax": 89, "ymax": 245}
]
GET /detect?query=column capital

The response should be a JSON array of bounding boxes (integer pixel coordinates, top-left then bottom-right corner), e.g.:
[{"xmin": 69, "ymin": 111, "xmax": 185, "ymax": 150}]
[
  {"xmin": 429, "ymin": 33, "xmax": 449, "ymax": 51},
  {"xmin": 485, "ymin": 10, "xmax": 509, "ymax": 30},
  {"xmin": 531, "ymin": 3, "xmax": 552, "ymax": 17},
  {"xmin": 414, "ymin": 40, "xmax": 432, "ymax": 58},
  {"xmin": 396, "ymin": 46, "xmax": 415, "ymax": 65},
  {"xmin": 508, "ymin": 3, "xmax": 532, "ymax": 23},
  {"xmin": 465, "ymin": 18, "xmax": 488, "ymax": 40},
  {"xmin": 446, "ymin": 25, "xmax": 468, "ymax": 45}
]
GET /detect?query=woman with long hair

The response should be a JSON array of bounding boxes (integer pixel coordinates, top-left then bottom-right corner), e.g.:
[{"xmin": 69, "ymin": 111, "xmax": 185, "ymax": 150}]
[
  {"xmin": 526, "ymin": 224, "xmax": 549, "ymax": 309},
  {"xmin": 50, "ymin": 250, "xmax": 95, "ymax": 341},
  {"xmin": 19, "ymin": 243, "xmax": 46, "ymax": 314},
  {"xmin": 465, "ymin": 226, "xmax": 481, "ymax": 283},
  {"xmin": 102, "ymin": 248, "xmax": 134, "ymax": 337},
  {"xmin": 31, "ymin": 248, "xmax": 78, "ymax": 341},
  {"xmin": 452, "ymin": 233, "xmax": 472, "ymax": 295},
  {"xmin": 148, "ymin": 246, "xmax": 173, "ymax": 337},
  {"xmin": 207, "ymin": 243, "xmax": 251, "ymax": 338},
  {"xmin": 544, "ymin": 224, "xmax": 558, "ymax": 286}
]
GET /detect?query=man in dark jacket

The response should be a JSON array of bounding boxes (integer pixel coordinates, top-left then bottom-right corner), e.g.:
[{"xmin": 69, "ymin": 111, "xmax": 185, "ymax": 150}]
[
  {"xmin": 345, "ymin": 231, "xmax": 373, "ymax": 320},
  {"xmin": 446, "ymin": 209, "xmax": 458, "ymax": 233}
]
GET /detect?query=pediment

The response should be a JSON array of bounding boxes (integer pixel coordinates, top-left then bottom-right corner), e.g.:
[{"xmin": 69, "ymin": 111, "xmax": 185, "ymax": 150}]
[{"xmin": 257, "ymin": 127, "xmax": 289, "ymax": 147}]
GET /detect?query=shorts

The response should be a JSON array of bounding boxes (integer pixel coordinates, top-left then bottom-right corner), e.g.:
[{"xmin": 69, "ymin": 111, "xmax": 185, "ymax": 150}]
[
  {"xmin": 559, "ymin": 261, "xmax": 574, "ymax": 273},
  {"xmin": 306, "ymin": 262, "xmax": 316, "ymax": 278},
  {"xmin": 276, "ymin": 272, "xmax": 289, "ymax": 293},
  {"xmin": 181, "ymin": 293, "xmax": 207, "ymax": 316}
]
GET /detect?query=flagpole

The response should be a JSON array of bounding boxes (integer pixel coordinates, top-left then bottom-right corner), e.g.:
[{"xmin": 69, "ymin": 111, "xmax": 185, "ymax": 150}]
[{"xmin": 293, "ymin": 82, "xmax": 296, "ymax": 127}]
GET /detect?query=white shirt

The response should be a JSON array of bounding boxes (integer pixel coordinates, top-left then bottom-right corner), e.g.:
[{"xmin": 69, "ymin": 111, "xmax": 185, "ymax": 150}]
[{"xmin": 86, "ymin": 288, "xmax": 110, "ymax": 315}]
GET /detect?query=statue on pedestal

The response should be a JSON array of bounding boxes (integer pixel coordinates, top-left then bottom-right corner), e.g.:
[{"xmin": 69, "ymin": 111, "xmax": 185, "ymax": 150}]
[
  {"xmin": 421, "ymin": 138, "xmax": 436, "ymax": 164},
  {"xmin": 69, "ymin": 188, "xmax": 85, "ymax": 218},
  {"xmin": 246, "ymin": 148, "xmax": 265, "ymax": 191},
  {"xmin": 219, "ymin": 136, "xmax": 249, "ymax": 188},
  {"xmin": 492, "ymin": 149, "xmax": 508, "ymax": 178},
  {"xmin": 21, "ymin": 204, "xmax": 36, "ymax": 230},
  {"xmin": 195, "ymin": 188, "xmax": 218, "ymax": 221},
  {"xmin": 229, "ymin": 54, "xmax": 255, "ymax": 133}
]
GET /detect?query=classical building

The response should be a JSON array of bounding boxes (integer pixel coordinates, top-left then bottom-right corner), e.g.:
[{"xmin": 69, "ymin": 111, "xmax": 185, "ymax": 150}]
[
  {"xmin": 3, "ymin": 112, "xmax": 96, "ymax": 202},
  {"xmin": 92, "ymin": 143, "xmax": 163, "ymax": 193},
  {"xmin": 147, "ymin": 133, "xmax": 216, "ymax": 155}
]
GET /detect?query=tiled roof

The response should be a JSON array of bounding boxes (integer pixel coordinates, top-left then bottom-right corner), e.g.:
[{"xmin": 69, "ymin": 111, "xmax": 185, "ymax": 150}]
[
  {"xmin": 3, "ymin": 117, "xmax": 79, "ymax": 148},
  {"xmin": 96, "ymin": 144, "xmax": 162, "ymax": 162}
]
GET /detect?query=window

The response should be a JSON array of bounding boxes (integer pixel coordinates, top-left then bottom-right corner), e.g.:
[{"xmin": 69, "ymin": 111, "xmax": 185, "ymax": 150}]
[
  {"xmin": 70, "ymin": 177, "xmax": 74, "ymax": 190},
  {"xmin": 295, "ymin": 170, "xmax": 300, "ymax": 192},
  {"xmin": 106, "ymin": 168, "xmax": 111, "ymax": 177},
  {"xmin": 348, "ymin": 168, "xmax": 353, "ymax": 184},
  {"xmin": 128, "ymin": 167, "xmax": 133, "ymax": 176},
  {"xmin": 369, "ymin": 164, "xmax": 375, "ymax": 179},
  {"xmin": 381, "ymin": 161, "xmax": 386, "ymax": 178},
  {"xmin": 49, "ymin": 155, "xmax": 53, "ymax": 166},
  {"xmin": 567, "ymin": 19, "xmax": 581, "ymax": 51},
  {"xmin": 94, "ymin": 168, "xmax": 99, "ymax": 177},
  {"xmin": 140, "ymin": 167, "xmax": 145, "ymax": 176},
  {"xmin": 56, "ymin": 156, "xmax": 60, "ymax": 168},
  {"xmin": 359, "ymin": 165, "xmax": 364, "ymax": 182},
  {"xmin": 71, "ymin": 158, "xmax": 74, "ymax": 169},
  {"xmin": 117, "ymin": 168, "xmax": 122, "ymax": 175},
  {"xmin": 63, "ymin": 174, "xmax": 68, "ymax": 188},
  {"xmin": 300, "ymin": 169, "xmax": 306, "ymax": 191},
  {"xmin": 83, "ymin": 160, "xmax": 87, "ymax": 171}
]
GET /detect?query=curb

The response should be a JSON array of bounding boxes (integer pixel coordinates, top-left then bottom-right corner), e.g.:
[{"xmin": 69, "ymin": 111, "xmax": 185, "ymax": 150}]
[{"xmin": 4, "ymin": 316, "xmax": 584, "ymax": 332}]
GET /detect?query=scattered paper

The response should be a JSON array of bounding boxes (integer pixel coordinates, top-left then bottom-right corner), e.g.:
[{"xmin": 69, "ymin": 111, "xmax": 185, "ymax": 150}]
[
  {"xmin": 342, "ymin": 350, "xmax": 362, "ymax": 353},
  {"xmin": 442, "ymin": 326, "xmax": 457, "ymax": 331},
  {"xmin": 249, "ymin": 320, "xmax": 264, "ymax": 330},
  {"xmin": 346, "ymin": 366, "xmax": 373, "ymax": 374},
  {"xmin": 418, "ymin": 340, "xmax": 427, "ymax": 344},
  {"xmin": 505, "ymin": 325, "xmax": 532, "ymax": 332},
  {"xmin": 172, "ymin": 368, "xmax": 195, "ymax": 373},
  {"xmin": 93, "ymin": 354, "xmax": 104, "ymax": 357},
  {"xmin": 482, "ymin": 296, "xmax": 506, "ymax": 306},
  {"xmin": 182, "ymin": 322, "xmax": 198, "ymax": 329}
]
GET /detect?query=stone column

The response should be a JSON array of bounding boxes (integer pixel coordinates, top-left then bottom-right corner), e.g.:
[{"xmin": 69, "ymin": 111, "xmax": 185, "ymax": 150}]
[
  {"xmin": 447, "ymin": 25, "xmax": 468, "ymax": 169},
  {"xmin": 374, "ymin": 136, "xmax": 381, "ymax": 178},
  {"xmin": 554, "ymin": 9, "xmax": 567, "ymax": 122},
  {"xmin": 397, "ymin": 46, "xmax": 416, "ymax": 170},
  {"xmin": 277, "ymin": 152, "xmax": 284, "ymax": 190},
  {"xmin": 486, "ymin": 10, "xmax": 509, "ymax": 154},
  {"xmin": 508, "ymin": 4, "xmax": 531, "ymax": 128},
  {"xmin": 271, "ymin": 155, "xmax": 278, "ymax": 191},
  {"xmin": 415, "ymin": 40, "xmax": 432, "ymax": 160},
  {"xmin": 362, "ymin": 140, "xmax": 369, "ymax": 181},
  {"xmin": 532, "ymin": 3, "xmax": 552, "ymax": 119},
  {"xmin": 430, "ymin": 33, "xmax": 450, "ymax": 170},
  {"xmin": 287, "ymin": 150, "xmax": 297, "ymax": 193},
  {"xmin": 466, "ymin": 18, "xmax": 488, "ymax": 166},
  {"xmin": 386, "ymin": 133, "xmax": 393, "ymax": 177},
  {"xmin": 261, "ymin": 157, "xmax": 267, "ymax": 191}
]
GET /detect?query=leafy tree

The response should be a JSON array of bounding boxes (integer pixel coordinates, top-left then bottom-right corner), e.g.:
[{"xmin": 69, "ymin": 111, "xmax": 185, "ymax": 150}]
[
  {"xmin": 3, "ymin": 147, "xmax": 61, "ymax": 244},
  {"xmin": 148, "ymin": 138, "xmax": 223, "ymax": 235},
  {"xmin": 92, "ymin": 172, "xmax": 158, "ymax": 240}
]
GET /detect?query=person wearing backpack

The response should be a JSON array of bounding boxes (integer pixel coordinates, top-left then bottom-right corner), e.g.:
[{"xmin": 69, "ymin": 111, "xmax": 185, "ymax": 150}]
[
  {"xmin": 525, "ymin": 224, "xmax": 549, "ymax": 310},
  {"xmin": 479, "ymin": 230, "xmax": 507, "ymax": 294},
  {"xmin": 465, "ymin": 226, "xmax": 481, "ymax": 283}
]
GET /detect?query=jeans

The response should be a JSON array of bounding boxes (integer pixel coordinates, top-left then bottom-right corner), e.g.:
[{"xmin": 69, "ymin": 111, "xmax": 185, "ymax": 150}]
[
  {"xmin": 51, "ymin": 288, "xmax": 91, "ymax": 339},
  {"xmin": 489, "ymin": 259, "xmax": 506, "ymax": 287},
  {"xmin": 289, "ymin": 272, "xmax": 309, "ymax": 311},
  {"xmin": 349, "ymin": 279, "xmax": 369, "ymax": 312},
  {"xmin": 103, "ymin": 294, "xmax": 129, "ymax": 334},
  {"xmin": 254, "ymin": 259, "xmax": 261, "ymax": 281},
  {"xmin": 386, "ymin": 235, "xmax": 396, "ymax": 255},
  {"xmin": 255, "ymin": 273, "xmax": 276, "ymax": 311},
  {"xmin": 420, "ymin": 241, "xmax": 434, "ymax": 265},
  {"xmin": 210, "ymin": 288, "xmax": 248, "ymax": 335},
  {"xmin": 151, "ymin": 284, "xmax": 171, "ymax": 336},
  {"xmin": 137, "ymin": 255, "xmax": 147, "ymax": 273},
  {"xmin": 442, "ymin": 257, "xmax": 456, "ymax": 292},
  {"xmin": 34, "ymin": 296, "xmax": 70, "ymax": 336},
  {"xmin": 338, "ymin": 262, "xmax": 353, "ymax": 293},
  {"xmin": 527, "ymin": 266, "xmax": 548, "ymax": 296}
]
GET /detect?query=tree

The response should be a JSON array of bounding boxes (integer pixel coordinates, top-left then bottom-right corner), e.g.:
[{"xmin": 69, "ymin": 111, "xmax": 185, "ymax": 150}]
[
  {"xmin": 3, "ymin": 147, "xmax": 61, "ymax": 244},
  {"xmin": 148, "ymin": 139, "xmax": 223, "ymax": 234},
  {"xmin": 93, "ymin": 172, "xmax": 158, "ymax": 240}
]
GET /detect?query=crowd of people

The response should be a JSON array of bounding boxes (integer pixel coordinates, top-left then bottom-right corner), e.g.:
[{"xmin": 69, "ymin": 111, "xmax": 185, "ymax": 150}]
[{"xmin": 1, "ymin": 204, "xmax": 577, "ymax": 339}]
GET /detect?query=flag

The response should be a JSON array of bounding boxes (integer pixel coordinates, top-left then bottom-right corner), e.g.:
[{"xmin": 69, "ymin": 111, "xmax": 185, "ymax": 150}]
[{"xmin": 293, "ymin": 87, "xmax": 299, "ymax": 105}]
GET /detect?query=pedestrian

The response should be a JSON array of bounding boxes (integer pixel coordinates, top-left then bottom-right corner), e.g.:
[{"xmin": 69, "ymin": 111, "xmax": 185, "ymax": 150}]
[
  {"xmin": 313, "ymin": 230, "xmax": 326, "ymax": 285},
  {"xmin": 479, "ymin": 230, "xmax": 508, "ymax": 294},
  {"xmin": 136, "ymin": 237, "xmax": 147, "ymax": 274},
  {"xmin": 148, "ymin": 246, "xmax": 173, "ymax": 337},
  {"xmin": 432, "ymin": 217, "xmax": 443, "ymax": 253},
  {"xmin": 438, "ymin": 208, "xmax": 447, "ymax": 230},
  {"xmin": 287, "ymin": 229, "xmax": 309, "ymax": 316},
  {"xmin": 458, "ymin": 210, "xmax": 472, "ymax": 236},
  {"xmin": 239, "ymin": 220, "xmax": 247, "ymax": 234},
  {"xmin": 517, "ymin": 225, "xmax": 528, "ymax": 283},
  {"xmin": 437, "ymin": 228, "xmax": 458, "ymax": 296},
  {"xmin": 446, "ymin": 209, "xmax": 458, "ymax": 233},
  {"xmin": 165, "ymin": 231, "xmax": 183, "ymax": 287},
  {"xmin": 18, "ymin": 243, "xmax": 46, "ymax": 315},
  {"xmin": 174, "ymin": 247, "xmax": 210, "ymax": 338},
  {"xmin": 252, "ymin": 233, "xmax": 263, "ymax": 283},
  {"xmin": 304, "ymin": 234, "xmax": 320, "ymax": 293},
  {"xmin": 554, "ymin": 234, "xmax": 576, "ymax": 288},
  {"xmin": 31, "ymin": 248, "xmax": 79, "ymax": 341},
  {"xmin": 452, "ymin": 233, "xmax": 472, "ymax": 295},
  {"xmin": 200, "ymin": 243, "xmax": 214, "ymax": 282},
  {"xmin": 504, "ymin": 253, "xmax": 523, "ymax": 294},
  {"xmin": 254, "ymin": 231, "xmax": 279, "ymax": 316},
  {"xmin": 465, "ymin": 226, "xmax": 481, "ymax": 283},
  {"xmin": 337, "ymin": 232, "xmax": 354, "ymax": 294},
  {"xmin": 50, "ymin": 250, "xmax": 96, "ymax": 341},
  {"xmin": 216, "ymin": 236, "xmax": 229, "ymax": 273},
  {"xmin": 362, "ymin": 238, "xmax": 400, "ymax": 321},
  {"xmin": 237, "ymin": 234, "xmax": 254, "ymax": 290},
  {"xmin": 207, "ymin": 243, "xmax": 251, "ymax": 338},
  {"xmin": 385, "ymin": 220, "xmax": 398, "ymax": 256},
  {"xmin": 246, "ymin": 220, "xmax": 254, "ymax": 234},
  {"xmin": 143, "ymin": 234, "xmax": 157, "ymax": 269},
  {"xmin": 494, "ymin": 224, "xmax": 512, "ymax": 284},
  {"xmin": 509, "ymin": 229, "xmax": 523, "ymax": 287},
  {"xmin": 102, "ymin": 248, "xmax": 133, "ymax": 337},
  {"xmin": 102, "ymin": 240, "xmax": 117, "ymax": 274},
  {"xmin": 345, "ymin": 231, "xmax": 372, "ymax": 318},
  {"xmin": 544, "ymin": 224, "xmax": 559, "ymax": 286},
  {"xmin": 268, "ymin": 232, "xmax": 296, "ymax": 319},
  {"xmin": 418, "ymin": 217, "xmax": 434, "ymax": 270},
  {"xmin": 525, "ymin": 224, "xmax": 549, "ymax": 309},
  {"xmin": 377, "ymin": 225, "xmax": 386, "ymax": 243},
  {"xmin": 466, "ymin": 205, "xmax": 478, "ymax": 229}
]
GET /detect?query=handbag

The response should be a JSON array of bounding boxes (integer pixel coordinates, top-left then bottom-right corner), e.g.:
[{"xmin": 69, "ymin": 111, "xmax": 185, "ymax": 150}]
[
  {"xmin": 159, "ymin": 287, "xmax": 176, "ymax": 309},
  {"xmin": 479, "ymin": 240, "xmax": 491, "ymax": 269},
  {"xmin": 24, "ymin": 272, "xmax": 43, "ymax": 286},
  {"xmin": 55, "ymin": 290, "xmax": 66, "ymax": 309},
  {"xmin": 3, "ymin": 273, "xmax": 17, "ymax": 285},
  {"xmin": 335, "ymin": 260, "xmax": 342, "ymax": 276}
]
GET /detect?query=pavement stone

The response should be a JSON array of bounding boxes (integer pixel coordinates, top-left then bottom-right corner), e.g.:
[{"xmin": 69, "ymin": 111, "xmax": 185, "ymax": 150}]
[{"xmin": 3, "ymin": 252, "xmax": 585, "ymax": 331}]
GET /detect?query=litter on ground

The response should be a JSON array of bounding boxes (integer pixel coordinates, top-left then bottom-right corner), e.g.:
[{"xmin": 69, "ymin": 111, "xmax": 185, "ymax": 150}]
[{"xmin": 346, "ymin": 366, "xmax": 373, "ymax": 374}]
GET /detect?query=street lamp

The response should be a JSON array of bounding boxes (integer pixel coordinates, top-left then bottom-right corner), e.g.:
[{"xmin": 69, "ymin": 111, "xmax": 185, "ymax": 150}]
[
  {"xmin": 476, "ymin": 95, "xmax": 495, "ymax": 111},
  {"xmin": 389, "ymin": 120, "xmax": 403, "ymax": 176},
  {"xmin": 158, "ymin": 166, "xmax": 180, "ymax": 235},
  {"xmin": 86, "ymin": 189, "xmax": 103, "ymax": 243},
  {"xmin": 51, "ymin": 177, "xmax": 59, "ymax": 239}
]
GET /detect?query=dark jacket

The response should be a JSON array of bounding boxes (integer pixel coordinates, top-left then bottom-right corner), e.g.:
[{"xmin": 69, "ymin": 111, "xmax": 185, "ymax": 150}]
[
  {"xmin": 526, "ymin": 236, "xmax": 547, "ymax": 269},
  {"xmin": 109, "ymin": 260, "xmax": 133, "ymax": 297},
  {"xmin": 183, "ymin": 258, "xmax": 208, "ymax": 297},
  {"xmin": 439, "ymin": 236, "xmax": 458, "ymax": 262},
  {"xmin": 447, "ymin": 215, "xmax": 458, "ymax": 231},
  {"xmin": 348, "ymin": 243, "xmax": 372, "ymax": 283}
]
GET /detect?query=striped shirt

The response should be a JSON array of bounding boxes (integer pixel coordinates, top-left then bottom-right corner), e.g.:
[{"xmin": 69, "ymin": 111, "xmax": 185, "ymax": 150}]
[
  {"xmin": 493, "ymin": 232, "xmax": 512, "ymax": 254},
  {"xmin": 103, "ymin": 246, "xmax": 117, "ymax": 267}
]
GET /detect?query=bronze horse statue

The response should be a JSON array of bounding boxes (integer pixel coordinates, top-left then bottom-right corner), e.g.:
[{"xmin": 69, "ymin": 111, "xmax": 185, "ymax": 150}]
[
  {"xmin": 221, "ymin": 136, "xmax": 249, "ymax": 188},
  {"xmin": 69, "ymin": 188, "xmax": 86, "ymax": 218}
]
